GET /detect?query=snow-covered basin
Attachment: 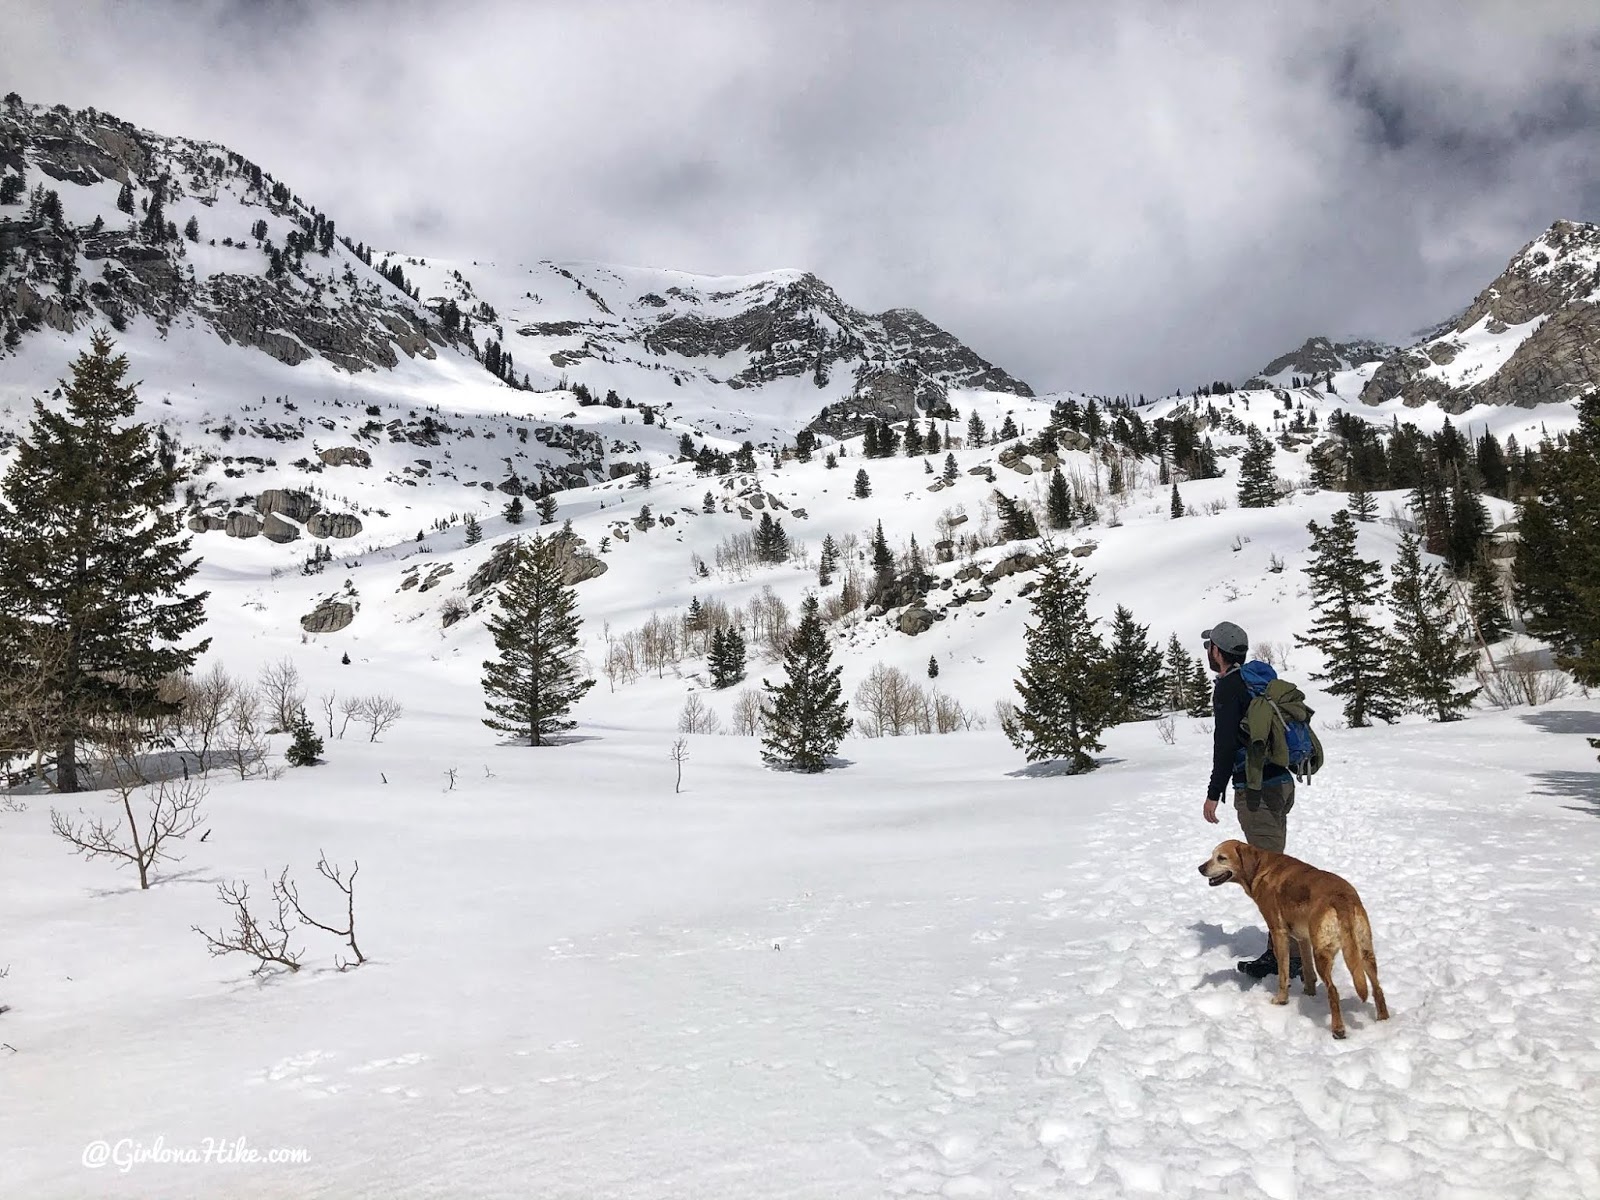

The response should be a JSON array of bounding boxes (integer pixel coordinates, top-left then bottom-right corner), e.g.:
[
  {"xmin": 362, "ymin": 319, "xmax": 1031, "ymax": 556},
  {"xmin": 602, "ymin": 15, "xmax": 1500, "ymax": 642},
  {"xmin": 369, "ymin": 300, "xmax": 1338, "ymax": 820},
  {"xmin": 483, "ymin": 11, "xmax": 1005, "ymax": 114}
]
[{"xmin": 3, "ymin": 702, "xmax": 1598, "ymax": 1199}]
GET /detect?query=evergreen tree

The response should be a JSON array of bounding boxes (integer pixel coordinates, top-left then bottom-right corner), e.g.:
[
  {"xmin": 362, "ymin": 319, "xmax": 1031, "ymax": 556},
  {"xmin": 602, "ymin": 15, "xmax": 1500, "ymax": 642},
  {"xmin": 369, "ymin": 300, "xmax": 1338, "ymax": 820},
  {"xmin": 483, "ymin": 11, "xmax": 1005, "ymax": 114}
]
[
  {"xmin": 1446, "ymin": 480, "xmax": 1490, "ymax": 575},
  {"xmin": 1162, "ymin": 633, "xmax": 1194, "ymax": 710},
  {"xmin": 1348, "ymin": 487, "xmax": 1377, "ymax": 522},
  {"xmin": 824, "ymin": 452, "xmax": 838, "ymax": 469},
  {"xmin": 634, "ymin": 462, "xmax": 653, "ymax": 488},
  {"xmin": 1047, "ymin": 467, "xmax": 1073, "ymax": 529},
  {"xmin": 854, "ymin": 468, "xmax": 871, "ymax": 499},
  {"xmin": 183, "ymin": 215, "xmax": 199, "ymax": 242},
  {"xmin": 925, "ymin": 422, "xmax": 941, "ymax": 453},
  {"xmin": 1107, "ymin": 458, "xmax": 1124, "ymax": 496},
  {"xmin": 903, "ymin": 421, "xmax": 924, "ymax": 456},
  {"xmin": 760, "ymin": 597, "xmax": 849, "ymax": 772},
  {"xmin": 871, "ymin": 521, "xmax": 894, "ymax": 574},
  {"xmin": 504, "ymin": 495, "xmax": 525, "ymax": 524},
  {"xmin": 1106, "ymin": 605, "xmax": 1164, "ymax": 722},
  {"xmin": 1476, "ymin": 428, "xmax": 1509, "ymax": 497},
  {"xmin": 1468, "ymin": 557, "xmax": 1510, "ymax": 643},
  {"xmin": 481, "ymin": 535, "xmax": 595, "ymax": 745},
  {"xmin": 0, "ymin": 333, "xmax": 209, "ymax": 791},
  {"xmin": 754, "ymin": 512, "xmax": 789, "ymax": 563},
  {"xmin": 1169, "ymin": 482, "xmax": 1185, "ymax": 519},
  {"xmin": 536, "ymin": 493, "xmax": 558, "ymax": 525},
  {"xmin": 1008, "ymin": 555, "xmax": 1113, "ymax": 772},
  {"xmin": 942, "ymin": 453, "xmax": 959, "ymax": 484},
  {"xmin": 819, "ymin": 534, "xmax": 838, "ymax": 586},
  {"xmin": 1236, "ymin": 427, "xmax": 1278, "ymax": 508},
  {"xmin": 463, "ymin": 514, "xmax": 483, "ymax": 545},
  {"xmin": 967, "ymin": 412, "xmax": 986, "ymax": 447},
  {"xmin": 116, "ymin": 179, "xmax": 135, "ymax": 213},
  {"xmin": 998, "ymin": 414, "xmax": 1019, "ymax": 442},
  {"xmin": 994, "ymin": 491, "xmax": 1039, "ymax": 540},
  {"xmin": 285, "ymin": 706, "xmax": 324, "ymax": 766},
  {"xmin": 1297, "ymin": 511, "xmax": 1399, "ymax": 726},
  {"xmin": 927, "ymin": 655, "xmax": 939, "ymax": 679},
  {"xmin": 709, "ymin": 627, "xmax": 747, "ymax": 689},
  {"xmin": 1389, "ymin": 532, "xmax": 1480, "ymax": 721},
  {"xmin": 862, "ymin": 422, "xmax": 880, "ymax": 458},
  {"xmin": 1185, "ymin": 658, "xmax": 1213, "ymax": 718},
  {"xmin": 703, "ymin": 490, "xmax": 716, "ymax": 514}
]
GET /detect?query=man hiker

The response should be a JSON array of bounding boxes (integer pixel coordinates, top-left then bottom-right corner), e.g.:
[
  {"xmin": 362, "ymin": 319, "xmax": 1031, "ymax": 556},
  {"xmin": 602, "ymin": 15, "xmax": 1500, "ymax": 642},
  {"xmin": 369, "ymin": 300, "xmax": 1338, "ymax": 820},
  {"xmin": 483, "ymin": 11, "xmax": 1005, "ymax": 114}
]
[{"xmin": 1200, "ymin": 619, "xmax": 1300, "ymax": 980}]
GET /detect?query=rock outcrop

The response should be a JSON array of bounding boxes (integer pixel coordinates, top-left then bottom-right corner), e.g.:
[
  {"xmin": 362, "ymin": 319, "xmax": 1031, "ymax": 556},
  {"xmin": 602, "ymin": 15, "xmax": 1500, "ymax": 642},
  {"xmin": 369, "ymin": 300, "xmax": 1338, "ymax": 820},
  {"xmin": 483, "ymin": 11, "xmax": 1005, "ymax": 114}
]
[{"xmin": 300, "ymin": 599, "xmax": 354, "ymax": 633}]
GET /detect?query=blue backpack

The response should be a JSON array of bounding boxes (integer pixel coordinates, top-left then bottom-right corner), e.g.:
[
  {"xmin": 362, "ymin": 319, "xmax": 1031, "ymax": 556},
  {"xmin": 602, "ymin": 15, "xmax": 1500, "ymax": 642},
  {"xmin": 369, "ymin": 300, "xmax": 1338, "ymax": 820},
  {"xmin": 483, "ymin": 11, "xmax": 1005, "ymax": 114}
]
[{"xmin": 1237, "ymin": 660, "xmax": 1323, "ymax": 782}]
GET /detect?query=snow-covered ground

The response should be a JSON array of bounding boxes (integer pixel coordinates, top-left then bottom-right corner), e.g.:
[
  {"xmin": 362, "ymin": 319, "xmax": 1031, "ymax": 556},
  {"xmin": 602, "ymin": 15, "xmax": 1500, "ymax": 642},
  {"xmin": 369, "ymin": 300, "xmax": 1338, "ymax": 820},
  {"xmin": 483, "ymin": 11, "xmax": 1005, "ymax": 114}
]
[{"xmin": 4, "ymin": 702, "xmax": 1598, "ymax": 1198}]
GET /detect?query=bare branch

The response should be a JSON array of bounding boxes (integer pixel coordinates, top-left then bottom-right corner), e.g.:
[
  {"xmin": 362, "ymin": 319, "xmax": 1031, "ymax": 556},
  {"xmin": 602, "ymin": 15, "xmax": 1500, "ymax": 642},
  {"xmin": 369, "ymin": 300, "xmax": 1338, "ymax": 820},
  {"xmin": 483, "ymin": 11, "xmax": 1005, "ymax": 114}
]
[
  {"xmin": 193, "ymin": 875, "xmax": 303, "ymax": 975},
  {"xmin": 281, "ymin": 853, "xmax": 366, "ymax": 970}
]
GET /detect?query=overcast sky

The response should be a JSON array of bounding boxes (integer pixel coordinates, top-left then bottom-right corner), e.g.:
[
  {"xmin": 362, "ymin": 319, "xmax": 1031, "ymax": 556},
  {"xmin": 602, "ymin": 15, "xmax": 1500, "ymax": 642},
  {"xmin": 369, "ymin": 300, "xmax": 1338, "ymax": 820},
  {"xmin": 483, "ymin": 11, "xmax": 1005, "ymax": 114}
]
[{"xmin": 7, "ymin": 0, "xmax": 1600, "ymax": 394}]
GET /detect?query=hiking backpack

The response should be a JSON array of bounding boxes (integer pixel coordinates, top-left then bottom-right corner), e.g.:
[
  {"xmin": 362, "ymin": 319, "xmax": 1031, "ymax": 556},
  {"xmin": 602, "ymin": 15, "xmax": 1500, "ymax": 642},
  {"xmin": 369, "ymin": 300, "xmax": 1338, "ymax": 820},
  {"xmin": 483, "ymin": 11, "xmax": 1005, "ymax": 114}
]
[{"xmin": 1239, "ymin": 660, "xmax": 1324, "ymax": 782}]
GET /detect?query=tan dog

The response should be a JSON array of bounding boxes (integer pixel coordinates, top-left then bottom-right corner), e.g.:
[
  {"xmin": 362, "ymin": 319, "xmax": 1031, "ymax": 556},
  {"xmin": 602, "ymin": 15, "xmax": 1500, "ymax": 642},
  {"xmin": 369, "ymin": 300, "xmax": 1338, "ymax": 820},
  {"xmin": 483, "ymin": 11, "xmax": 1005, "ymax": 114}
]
[{"xmin": 1198, "ymin": 839, "xmax": 1389, "ymax": 1039}]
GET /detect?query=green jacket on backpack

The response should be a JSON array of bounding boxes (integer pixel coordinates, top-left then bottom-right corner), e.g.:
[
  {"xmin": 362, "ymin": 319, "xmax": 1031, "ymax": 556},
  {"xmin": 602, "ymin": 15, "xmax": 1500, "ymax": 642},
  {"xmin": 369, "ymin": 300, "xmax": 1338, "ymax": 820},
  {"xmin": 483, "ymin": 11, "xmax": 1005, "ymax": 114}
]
[{"xmin": 1242, "ymin": 678, "xmax": 1324, "ymax": 791}]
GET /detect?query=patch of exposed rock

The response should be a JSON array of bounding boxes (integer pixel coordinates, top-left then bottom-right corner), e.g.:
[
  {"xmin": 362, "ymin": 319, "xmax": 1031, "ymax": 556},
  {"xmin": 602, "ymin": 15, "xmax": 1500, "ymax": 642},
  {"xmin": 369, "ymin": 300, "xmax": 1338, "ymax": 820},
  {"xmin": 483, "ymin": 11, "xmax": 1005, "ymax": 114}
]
[{"xmin": 301, "ymin": 599, "xmax": 354, "ymax": 633}]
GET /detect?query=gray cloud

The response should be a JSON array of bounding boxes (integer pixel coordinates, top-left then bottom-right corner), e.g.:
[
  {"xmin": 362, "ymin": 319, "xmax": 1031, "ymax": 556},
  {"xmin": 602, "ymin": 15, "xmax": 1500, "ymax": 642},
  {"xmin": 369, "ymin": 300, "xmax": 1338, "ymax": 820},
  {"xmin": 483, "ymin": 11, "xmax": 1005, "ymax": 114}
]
[{"xmin": 5, "ymin": 0, "xmax": 1599, "ymax": 394}]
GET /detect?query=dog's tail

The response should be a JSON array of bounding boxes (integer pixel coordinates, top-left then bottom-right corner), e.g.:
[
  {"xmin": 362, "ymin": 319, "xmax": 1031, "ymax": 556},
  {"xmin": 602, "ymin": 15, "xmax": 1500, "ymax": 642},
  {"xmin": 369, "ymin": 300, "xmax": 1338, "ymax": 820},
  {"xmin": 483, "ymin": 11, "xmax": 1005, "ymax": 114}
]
[{"xmin": 1338, "ymin": 901, "xmax": 1370, "ymax": 1003}]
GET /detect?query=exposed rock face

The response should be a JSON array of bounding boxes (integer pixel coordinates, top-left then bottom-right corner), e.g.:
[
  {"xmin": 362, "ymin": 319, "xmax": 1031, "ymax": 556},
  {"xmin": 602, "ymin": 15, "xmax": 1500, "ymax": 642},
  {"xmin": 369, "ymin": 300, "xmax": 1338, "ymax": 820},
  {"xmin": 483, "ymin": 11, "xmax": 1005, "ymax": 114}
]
[
  {"xmin": 187, "ymin": 513, "xmax": 226, "ymax": 533},
  {"xmin": 261, "ymin": 513, "xmax": 301, "ymax": 543},
  {"xmin": 305, "ymin": 511, "xmax": 363, "ymax": 539},
  {"xmin": 318, "ymin": 446, "xmax": 372, "ymax": 468},
  {"xmin": 1358, "ymin": 219, "xmax": 1600, "ymax": 411},
  {"xmin": 224, "ymin": 511, "xmax": 262, "ymax": 538},
  {"xmin": 465, "ymin": 534, "xmax": 607, "ymax": 597},
  {"xmin": 898, "ymin": 608, "xmax": 937, "ymax": 636},
  {"xmin": 983, "ymin": 552, "xmax": 1044, "ymax": 585},
  {"xmin": 1251, "ymin": 336, "xmax": 1394, "ymax": 384},
  {"xmin": 0, "ymin": 101, "xmax": 470, "ymax": 374},
  {"xmin": 256, "ymin": 489, "xmax": 321, "ymax": 522},
  {"xmin": 300, "ymin": 599, "xmax": 354, "ymax": 633}
]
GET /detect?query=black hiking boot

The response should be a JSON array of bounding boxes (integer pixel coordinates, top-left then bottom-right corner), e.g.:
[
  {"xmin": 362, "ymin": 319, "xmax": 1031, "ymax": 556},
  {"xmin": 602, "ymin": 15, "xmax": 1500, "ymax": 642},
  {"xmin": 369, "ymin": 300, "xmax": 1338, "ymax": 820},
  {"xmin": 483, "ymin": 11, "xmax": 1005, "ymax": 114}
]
[{"xmin": 1236, "ymin": 946, "xmax": 1302, "ymax": 981}]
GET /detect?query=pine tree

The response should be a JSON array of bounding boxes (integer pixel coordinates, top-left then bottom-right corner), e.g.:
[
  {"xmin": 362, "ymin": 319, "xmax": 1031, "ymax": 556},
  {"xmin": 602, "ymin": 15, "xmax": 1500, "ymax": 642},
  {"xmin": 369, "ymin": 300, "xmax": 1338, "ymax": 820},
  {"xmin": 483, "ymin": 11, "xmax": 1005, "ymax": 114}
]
[
  {"xmin": 1297, "ymin": 511, "xmax": 1398, "ymax": 726},
  {"xmin": 760, "ymin": 597, "xmax": 849, "ymax": 772},
  {"xmin": 926, "ymin": 423, "xmax": 941, "ymax": 454},
  {"xmin": 862, "ymin": 421, "xmax": 880, "ymax": 458},
  {"xmin": 1162, "ymin": 633, "xmax": 1194, "ymax": 711},
  {"xmin": 1008, "ymin": 555, "xmax": 1113, "ymax": 772},
  {"xmin": 1389, "ymin": 532, "xmax": 1479, "ymax": 721},
  {"xmin": 1047, "ymin": 467, "xmax": 1073, "ymax": 529},
  {"xmin": 463, "ymin": 514, "xmax": 483, "ymax": 545},
  {"xmin": 1185, "ymin": 658, "xmax": 1213, "ymax": 718},
  {"xmin": 504, "ymin": 495, "xmax": 525, "ymax": 524},
  {"xmin": 0, "ymin": 334, "xmax": 209, "ymax": 791},
  {"xmin": 1107, "ymin": 458, "xmax": 1124, "ymax": 496},
  {"xmin": 903, "ymin": 422, "xmax": 924, "ymax": 456},
  {"xmin": 967, "ymin": 412, "xmax": 986, "ymax": 447},
  {"xmin": 1446, "ymin": 480, "xmax": 1490, "ymax": 575},
  {"xmin": 927, "ymin": 655, "xmax": 939, "ymax": 679},
  {"xmin": 116, "ymin": 179, "xmax": 135, "ymax": 214},
  {"xmin": 1348, "ymin": 487, "xmax": 1377, "ymax": 522},
  {"xmin": 285, "ymin": 706, "xmax": 324, "ymax": 766},
  {"xmin": 183, "ymin": 215, "xmax": 199, "ymax": 242},
  {"xmin": 1236, "ymin": 427, "xmax": 1278, "ymax": 508},
  {"xmin": 703, "ymin": 490, "xmax": 716, "ymax": 514},
  {"xmin": 943, "ymin": 453, "xmax": 959, "ymax": 484},
  {"xmin": 871, "ymin": 521, "xmax": 893, "ymax": 575},
  {"xmin": 994, "ymin": 492, "xmax": 1039, "ymax": 540},
  {"xmin": 754, "ymin": 512, "xmax": 789, "ymax": 563},
  {"xmin": 481, "ymin": 535, "xmax": 595, "ymax": 745},
  {"xmin": 854, "ymin": 468, "xmax": 871, "ymax": 499},
  {"xmin": 819, "ymin": 534, "xmax": 838, "ymax": 586},
  {"xmin": 1468, "ymin": 557, "xmax": 1510, "ymax": 643},
  {"xmin": 1169, "ymin": 482, "xmax": 1185, "ymax": 519},
  {"xmin": 536, "ymin": 493, "xmax": 558, "ymax": 525},
  {"xmin": 1106, "ymin": 605, "xmax": 1164, "ymax": 722},
  {"xmin": 998, "ymin": 414, "xmax": 1019, "ymax": 442},
  {"xmin": 709, "ymin": 627, "xmax": 746, "ymax": 689}
]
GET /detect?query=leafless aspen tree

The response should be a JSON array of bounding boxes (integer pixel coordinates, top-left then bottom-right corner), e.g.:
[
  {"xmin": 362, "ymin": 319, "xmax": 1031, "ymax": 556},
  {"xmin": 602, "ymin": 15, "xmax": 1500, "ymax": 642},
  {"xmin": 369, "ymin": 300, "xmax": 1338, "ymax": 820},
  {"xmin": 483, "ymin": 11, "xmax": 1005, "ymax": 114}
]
[
  {"xmin": 354, "ymin": 694, "xmax": 404, "ymax": 742},
  {"xmin": 337, "ymin": 695, "xmax": 361, "ymax": 740},
  {"xmin": 317, "ymin": 692, "xmax": 337, "ymax": 739},
  {"xmin": 220, "ymin": 687, "xmax": 267, "ymax": 779},
  {"xmin": 729, "ymin": 689, "xmax": 764, "ymax": 736},
  {"xmin": 258, "ymin": 657, "xmax": 306, "ymax": 732},
  {"xmin": 670, "ymin": 738, "xmax": 688, "ymax": 793},
  {"xmin": 50, "ymin": 773, "xmax": 207, "ymax": 890},
  {"xmin": 173, "ymin": 663, "xmax": 239, "ymax": 772},
  {"xmin": 678, "ymin": 693, "xmax": 721, "ymax": 735}
]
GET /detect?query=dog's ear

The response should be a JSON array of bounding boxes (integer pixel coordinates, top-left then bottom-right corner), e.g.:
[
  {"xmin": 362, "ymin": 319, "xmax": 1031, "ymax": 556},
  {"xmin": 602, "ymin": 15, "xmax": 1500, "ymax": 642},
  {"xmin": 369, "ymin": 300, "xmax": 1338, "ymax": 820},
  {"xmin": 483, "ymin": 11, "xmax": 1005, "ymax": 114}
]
[{"xmin": 1232, "ymin": 841, "xmax": 1259, "ymax": 888}]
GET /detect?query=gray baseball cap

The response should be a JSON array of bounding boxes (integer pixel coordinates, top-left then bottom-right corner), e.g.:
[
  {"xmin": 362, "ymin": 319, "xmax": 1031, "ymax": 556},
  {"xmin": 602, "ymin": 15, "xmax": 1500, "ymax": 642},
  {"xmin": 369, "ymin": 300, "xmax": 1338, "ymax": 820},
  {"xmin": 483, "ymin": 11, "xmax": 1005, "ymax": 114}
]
[{"xmin": 1202, "ymin": 621, "xmax": 1248, "ymax": 656}]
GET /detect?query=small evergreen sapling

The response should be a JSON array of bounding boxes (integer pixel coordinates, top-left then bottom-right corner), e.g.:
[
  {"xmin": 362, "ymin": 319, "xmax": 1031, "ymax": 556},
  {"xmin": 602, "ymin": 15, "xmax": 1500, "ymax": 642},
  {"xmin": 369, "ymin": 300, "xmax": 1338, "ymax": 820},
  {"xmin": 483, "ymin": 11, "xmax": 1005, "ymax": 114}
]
[{"xmin": 285, "ymin": 707, "xmax": 324, "ymax": 766}]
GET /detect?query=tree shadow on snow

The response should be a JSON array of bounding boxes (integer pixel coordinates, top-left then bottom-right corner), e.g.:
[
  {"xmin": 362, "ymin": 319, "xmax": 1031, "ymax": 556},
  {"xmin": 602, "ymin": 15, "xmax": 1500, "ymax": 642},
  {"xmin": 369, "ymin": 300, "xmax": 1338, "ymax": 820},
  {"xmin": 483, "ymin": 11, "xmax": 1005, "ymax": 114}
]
[
  {"xmin": 490, "ymin": 733, "xmax": 605, "ymax": 749},
  {"xmin": 1517, "ymin": 709, "xmax": 1600, "ymax": 736},
  {"xmin": 1530, "ymin": 769, "xmax": 1600, "ymax": 817},
  {"xmin": 1005, "ymin": 757, "xmax": 1123, "ymax": 780}
]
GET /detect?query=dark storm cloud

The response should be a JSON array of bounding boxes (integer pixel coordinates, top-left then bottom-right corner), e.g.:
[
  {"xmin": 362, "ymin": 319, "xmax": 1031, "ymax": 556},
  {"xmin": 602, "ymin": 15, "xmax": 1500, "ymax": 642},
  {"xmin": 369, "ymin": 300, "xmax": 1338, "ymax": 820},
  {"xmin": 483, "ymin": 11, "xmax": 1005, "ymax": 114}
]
[{"xmin": 5, "ymin": 0, "xmax": 1599, "ymax": 394}]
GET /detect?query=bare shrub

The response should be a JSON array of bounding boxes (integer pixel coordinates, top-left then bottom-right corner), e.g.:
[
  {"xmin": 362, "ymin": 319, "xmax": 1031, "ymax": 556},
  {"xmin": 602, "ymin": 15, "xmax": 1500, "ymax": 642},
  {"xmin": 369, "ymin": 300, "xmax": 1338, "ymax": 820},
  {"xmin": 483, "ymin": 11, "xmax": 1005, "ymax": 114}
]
[
  {"xmin": 258, "ymin": 657, "xmax": 306, "ymax": 733},
  {"xmin": 1155, "ymin": 713, "xmax": 1177, "ymax": 745},
  {"xmin": 221, "ymin": 688, "xmax": 268, "ymax": 778},
  {"xmin": 729, "ymin": 689, "xmax": 764, "ymax": 736},
  {"xmin": 281, "ymin": 853, "xmax": 366, "ymax": 970},
  {"xmin": 713, "ymin": 530, "xmax": 759, "ymax": 578},
  {"xmin": 1267, "ymin": 552, "xmax": 1286, "ymax": 574},
  {"xmin": 174, "ymin": 663, "xmax": 239, "ymax": 770},
  {"xmin": 747, "ymin": 587, "xmax": 792, "ymax": 660},
  {"xmin": 670, "ymin": 738, "xmax": 688, "ymax": 793},
  {"xmin": 855, "ymin": 664, "xmax": 928, "ymax": 738},
  {"xmin": 193, "ymin": 874, "xmax": 303, "ymax": 975},
  {"xmin": 1477, "ymin": 643, "xmax": 1570, "ymax": 708},
  {"xmin": 678, "ymin": 692, "xmax": 722, "ymax": 735},
  {"xmin": 353, "ymin": 694, "xmax": 404, "ymax": 742},
  {"xmin": 639, "ymin": 612, "xmax": 682, "ymax": 678},
  {"xmin": 932, "ymin": 692, "xmax": 980, "ymax": 733},
  {"xmin": 1255, "ymin": 640, "xmax": 1290, "ymax": 670},
  {"xmin": 317, "ymin": 691, "xmax": 338, "ymax": 738},
  {"xmin": 604, "ymin": 633, "xmax": 640, "ymax": 691},
  {"xmin": 50, "ymin": 773, "xmax": 207, "ymax": 890}
]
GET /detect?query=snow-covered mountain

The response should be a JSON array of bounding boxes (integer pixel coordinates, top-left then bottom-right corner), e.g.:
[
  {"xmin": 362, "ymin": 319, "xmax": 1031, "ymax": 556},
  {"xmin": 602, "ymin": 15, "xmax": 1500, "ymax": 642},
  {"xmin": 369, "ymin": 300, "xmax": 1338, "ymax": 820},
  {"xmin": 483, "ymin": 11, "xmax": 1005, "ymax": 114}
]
[
  {"xmin": 1246, "ymin": 335, "xmax": 1396, "ymax": 387},
  {"xmin": 1358, "ymin": 219, "xmax": 1600, "ymax": 412}
]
